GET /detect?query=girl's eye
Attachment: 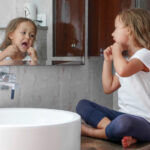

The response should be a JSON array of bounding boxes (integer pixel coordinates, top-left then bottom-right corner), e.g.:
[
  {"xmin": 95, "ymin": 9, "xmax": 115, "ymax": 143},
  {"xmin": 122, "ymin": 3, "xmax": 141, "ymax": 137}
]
[
  {"xmin": 30, "ymin": 34, "xmax": 35, "ymax": 38},
  {"xmin": 21, "ymin": 32, "xmax": 26, "ymax": 35}
]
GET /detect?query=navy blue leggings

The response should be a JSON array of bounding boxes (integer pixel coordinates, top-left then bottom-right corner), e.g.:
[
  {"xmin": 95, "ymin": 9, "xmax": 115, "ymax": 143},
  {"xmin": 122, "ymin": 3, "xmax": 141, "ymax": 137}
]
[{"xmin": 76, "ymin": 99, "xmax": 150, "ymax": 142}]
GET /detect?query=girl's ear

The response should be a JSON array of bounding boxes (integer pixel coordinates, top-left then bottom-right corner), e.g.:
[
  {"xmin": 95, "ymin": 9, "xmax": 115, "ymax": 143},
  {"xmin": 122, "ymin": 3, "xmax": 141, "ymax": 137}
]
[
  {"xmin": 8, "ymin": 32, "xmax": 14, "ymax": 40},
  {"xmin": 127, "ymin": 27, "xmax": 132, "ymax": 36}
]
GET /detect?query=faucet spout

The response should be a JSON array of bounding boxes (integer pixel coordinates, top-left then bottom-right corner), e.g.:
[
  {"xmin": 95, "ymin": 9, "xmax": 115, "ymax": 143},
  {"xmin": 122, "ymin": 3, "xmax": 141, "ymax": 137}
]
[
  {"xmin": 0, "ymin": 72, "xmax": 16, "ymax": 100},
  {"xmin": 11, "ymin": 83, "xmax": 16, "ymax": 99},
  {"xmin": 0, "ymin": 82, "xmax": 16, "ymax": 100}
]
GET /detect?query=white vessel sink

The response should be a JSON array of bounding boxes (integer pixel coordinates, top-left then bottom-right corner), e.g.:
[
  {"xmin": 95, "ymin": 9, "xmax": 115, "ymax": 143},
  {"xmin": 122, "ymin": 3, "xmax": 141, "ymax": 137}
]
[{"xmin": 0, "ymin": 108, "xmax": 81, "ymax": 150}]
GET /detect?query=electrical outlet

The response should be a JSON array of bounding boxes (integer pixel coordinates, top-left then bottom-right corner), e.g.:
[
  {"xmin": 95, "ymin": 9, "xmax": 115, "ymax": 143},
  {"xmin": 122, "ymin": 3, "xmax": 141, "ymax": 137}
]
[{"xmin": 37, "ymin": 13, "xmax": 46, "ymax": 26}]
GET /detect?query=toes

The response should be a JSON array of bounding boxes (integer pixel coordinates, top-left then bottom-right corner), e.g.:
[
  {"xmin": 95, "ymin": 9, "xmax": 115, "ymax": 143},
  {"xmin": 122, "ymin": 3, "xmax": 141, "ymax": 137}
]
[{"xmin": 121, "ymin": 136, "xmax": 136, "ymax": 148}]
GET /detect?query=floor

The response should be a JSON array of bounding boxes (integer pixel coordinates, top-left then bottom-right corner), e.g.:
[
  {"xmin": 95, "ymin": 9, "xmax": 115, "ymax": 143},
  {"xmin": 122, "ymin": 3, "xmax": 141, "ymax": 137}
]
[{"xmin": 81, "ymin": 136, "xmax": 150, "ymax": 150}]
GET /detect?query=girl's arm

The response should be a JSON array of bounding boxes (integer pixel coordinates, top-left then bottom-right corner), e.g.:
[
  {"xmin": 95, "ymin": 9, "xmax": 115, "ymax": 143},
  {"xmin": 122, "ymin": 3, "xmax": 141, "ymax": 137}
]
[
  {"xmin": 0, "ymin": 59, "xmax": 24, "ymax": 65},
  {"xmin": 0, "ymin": 49, "xmax": 9, "ymax": 62},
  {"xmin": 0, "ymin": 45, "xmax": 21, "ymax": 63},
  {"xmin": 102, "ymin": 47, "xmax": 120, "ymax": 94},
  {"xmin": 0, "ymin": 46, "xmax": 16, "ymax": 65},
  {"xmin": 0, "ymin": 59, "xmax": 15, "ymax": 65},
  {"xmin": 112, "ymin": 43, "xmax": 146, "ymax": 77}
]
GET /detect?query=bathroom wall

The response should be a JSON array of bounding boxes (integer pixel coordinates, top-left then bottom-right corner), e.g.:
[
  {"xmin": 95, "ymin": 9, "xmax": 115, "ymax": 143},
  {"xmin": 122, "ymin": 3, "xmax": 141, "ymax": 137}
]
[
  {"xmin": 0, "ymin": 0, "xmax": 113, "ymax": 111},
  {"xmin": 0, "ymin": 58, "xmax": 113, "ymax": 111}
]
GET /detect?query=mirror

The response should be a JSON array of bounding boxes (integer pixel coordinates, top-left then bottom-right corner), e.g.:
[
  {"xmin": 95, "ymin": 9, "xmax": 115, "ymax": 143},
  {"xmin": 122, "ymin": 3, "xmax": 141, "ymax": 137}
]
[
  {"xmin": 0, "ymin": 0, "xmax": 86, "ymax": 66},
  {"xmin": 2, "ymin": 0, "xmax": 149, "ymax": 66}
]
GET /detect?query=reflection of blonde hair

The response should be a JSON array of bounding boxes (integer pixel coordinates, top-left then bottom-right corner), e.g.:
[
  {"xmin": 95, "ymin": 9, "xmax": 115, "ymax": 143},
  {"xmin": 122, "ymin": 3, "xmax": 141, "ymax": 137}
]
[
  {"xmin": 0, "ymin": 17, "xmax": 37, "ymax": 50},
  {"xmin": 118, "ymin": 8, "xmax": 150, "ymax": 49}
]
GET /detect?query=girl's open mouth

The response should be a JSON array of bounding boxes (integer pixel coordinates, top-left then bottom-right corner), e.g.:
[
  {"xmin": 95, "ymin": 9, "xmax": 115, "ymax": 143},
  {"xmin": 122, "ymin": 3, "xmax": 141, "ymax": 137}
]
[{"xmin": 22, "ymin": 42, "xmax": 28, "ymax": 49}]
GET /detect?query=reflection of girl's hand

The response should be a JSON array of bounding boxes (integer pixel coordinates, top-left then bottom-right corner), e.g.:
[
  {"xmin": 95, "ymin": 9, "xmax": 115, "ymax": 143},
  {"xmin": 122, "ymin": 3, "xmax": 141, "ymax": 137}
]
[
  {"xmin": 5, "ymin": 44, "xmax": 26, "ymax": 60},
  {"xmin": 5, "ymin": 45, "xmax": 20, "ymax": 58},
  {"xmin": 103, "ymin": 46, "xmax": 113, "ymax": 61},
  {"xmin": 27, "ymin": 47, "xmax": 38, "ymax": 65}
]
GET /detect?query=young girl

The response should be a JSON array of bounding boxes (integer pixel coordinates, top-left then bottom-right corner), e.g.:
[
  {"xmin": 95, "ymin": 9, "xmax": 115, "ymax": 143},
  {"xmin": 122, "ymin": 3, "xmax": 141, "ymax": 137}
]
[
  {"xmin": 76, "ymin": 8, "xmax": 150, "ymax": 148},
  {"xmin": 0, "ymin": 17, "xmax": 38, "ymax": 65}
]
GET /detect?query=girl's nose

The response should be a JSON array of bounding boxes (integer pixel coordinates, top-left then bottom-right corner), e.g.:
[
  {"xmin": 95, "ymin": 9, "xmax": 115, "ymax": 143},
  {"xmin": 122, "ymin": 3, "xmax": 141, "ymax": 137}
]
[
  {"xmin": 25, "ymin": 34, "xmax": 30, "ymax": 39},
  {"xmin": 112, "ymin": 31, "xmax": 114, "ymax": 37},
  {"xmin": 111, "ymin": 32, "xmax": 114, "ymax": 37}
]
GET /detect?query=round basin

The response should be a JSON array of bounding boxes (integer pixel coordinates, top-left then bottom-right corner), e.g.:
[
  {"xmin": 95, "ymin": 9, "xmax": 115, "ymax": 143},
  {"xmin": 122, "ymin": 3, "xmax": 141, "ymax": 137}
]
[{"xmin": 0, "ymin": 108, "xmax": 81, "ymax": 150}]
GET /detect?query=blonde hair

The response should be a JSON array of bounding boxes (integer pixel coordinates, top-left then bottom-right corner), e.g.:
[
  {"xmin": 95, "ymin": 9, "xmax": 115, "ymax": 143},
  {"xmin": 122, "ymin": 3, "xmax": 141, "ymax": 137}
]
[
  {"xmin": 118, "ymin": 8, "xmax": 150, "ymax": 49},
  {"xmin": 0, "ymin": 17, "xmax": 37, "ymax": 50}
]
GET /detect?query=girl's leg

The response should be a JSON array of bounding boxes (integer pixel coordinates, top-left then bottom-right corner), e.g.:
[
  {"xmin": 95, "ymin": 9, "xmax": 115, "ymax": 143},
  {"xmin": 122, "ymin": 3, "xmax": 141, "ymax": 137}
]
[
  {"xmin": 76, "ymin": 99, "xmax": 150, "ymax": 147},
  {"xmin": 106, "ymin": 114, "xmax": 150, "ymax": 147},
  {"xmin": 76, "ymin": 99, "xmax": 124, "ymax": 127},
  {"xmin": 76, "ymin": 99, "xmax": 124, "ymax": 139},
  {"xmin": 81, "ymin": 117, "xmax": 111, "ymax": 139}
]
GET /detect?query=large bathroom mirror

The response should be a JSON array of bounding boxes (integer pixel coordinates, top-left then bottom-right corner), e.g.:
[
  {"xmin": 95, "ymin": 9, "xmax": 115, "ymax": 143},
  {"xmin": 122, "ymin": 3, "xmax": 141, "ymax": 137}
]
[
  {"xmin": 0, "ymin": 0, "xmax": 149, "ymax": 66},
  {"xmin": 0, "ymin": 0, "xmax": 86, "ymax": 66}
]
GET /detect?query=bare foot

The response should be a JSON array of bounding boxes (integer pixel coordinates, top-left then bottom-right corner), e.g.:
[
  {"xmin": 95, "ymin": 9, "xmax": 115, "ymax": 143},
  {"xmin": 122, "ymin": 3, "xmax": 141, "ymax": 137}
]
[
  {"xmin": 121, "ymin": 136, "xmax": 137, "ymax": 148},
  {"xmin": 81, "ymin": 123, "xmax": 108, "ymax": 139},
  {"xmin": 81, "ymin": 123, "xmax": 92, "ymax": 136}
]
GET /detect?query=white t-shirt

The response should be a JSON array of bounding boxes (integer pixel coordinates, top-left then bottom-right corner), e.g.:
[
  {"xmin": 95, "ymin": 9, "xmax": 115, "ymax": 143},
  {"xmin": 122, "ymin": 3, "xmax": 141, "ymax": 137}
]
[{"xmin": 117, "ymin": 48, "xmax": 150, "ymax": 122}]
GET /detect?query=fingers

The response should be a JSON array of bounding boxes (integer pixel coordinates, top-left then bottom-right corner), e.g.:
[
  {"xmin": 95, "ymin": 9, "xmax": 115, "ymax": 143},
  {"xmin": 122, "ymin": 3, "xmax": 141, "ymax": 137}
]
[
  {"xmin": 103, "ymin": 42, "xmax": 125, "ymax": 62},
  {"xmin": 111, "ymin": 42, "xmax": 124, "ymax": 52},
  {"xmin": 27, "ymin": 47, "xmax": 38, "ymax": 65},
  {"xmin": 103, "ymin": 46, "xmax": 113, "ymax": 61},
  {"xmin": 105, "ymin": 47, "xmax": 112, "ymax": 55},
  {"xmin": 104, "ymin": 46, "xmax": 112, "ymax": 56},
  {"xmin": 27, "ymin": 47, "xmax": 37, "ymax": 56}
]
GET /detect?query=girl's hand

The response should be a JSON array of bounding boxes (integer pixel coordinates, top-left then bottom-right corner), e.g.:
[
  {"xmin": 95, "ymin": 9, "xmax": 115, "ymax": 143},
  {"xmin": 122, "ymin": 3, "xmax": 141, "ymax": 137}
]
[
  {"xmin": 5, "ymin": 45, "xmax": 26, "ymax": 61},
  {"xmin": 111, "ymin": 43, "xmax": 124, "ymax": 54},
  {"xmin": 5, "ymin": 45, "xmax": 20, "ymax": 58},
  {"xmin": 103, "ymin": 46, "xmax": 113, "ymax": 61},
  {"xmin": 27, "ymin": 47, "xmax": 38, "ymax": 65}
]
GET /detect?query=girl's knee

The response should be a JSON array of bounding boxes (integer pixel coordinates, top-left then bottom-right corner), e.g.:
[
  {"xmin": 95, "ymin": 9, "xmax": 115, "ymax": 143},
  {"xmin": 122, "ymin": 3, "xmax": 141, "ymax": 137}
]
[
  {"xmin": 117, "ymin": 114, "xmax": 135, "ymax": 128},
  {"xmin": 106, "ymin": 114, "xmax": 135, "ymax": 140},
  {"xmin": 76, "ymin": 99, "xmax": 91, "ymax": 113},
  {"xmin": 114, "ymin": 115, "xmax": 134, "ymax": 133}
]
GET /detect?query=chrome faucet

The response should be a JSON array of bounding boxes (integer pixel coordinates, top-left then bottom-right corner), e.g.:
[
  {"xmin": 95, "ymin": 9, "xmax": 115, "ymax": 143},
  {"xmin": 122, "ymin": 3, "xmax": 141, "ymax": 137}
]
[{"xmin": 0, "ymin": 72, "xmax": 16, "ymax": 100}]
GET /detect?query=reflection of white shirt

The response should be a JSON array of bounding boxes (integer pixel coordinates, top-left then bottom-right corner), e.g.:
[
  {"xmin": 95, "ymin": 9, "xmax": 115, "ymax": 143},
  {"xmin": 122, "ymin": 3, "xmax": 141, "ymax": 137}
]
[
  {"xmin": 22, "ymin": 55, "xmax": 31, "ymax": 61},
  {"xmin": 117, "ymin": 48, "xmax": 150, "ymax": 122}
]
